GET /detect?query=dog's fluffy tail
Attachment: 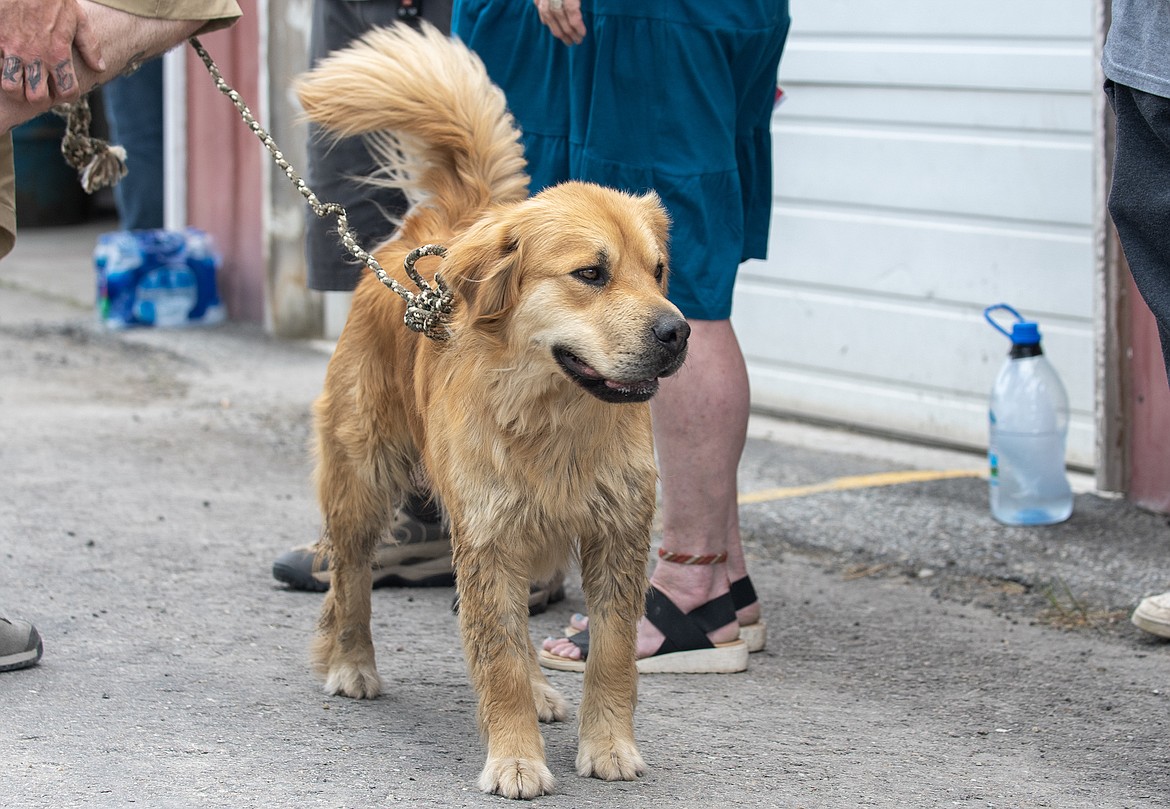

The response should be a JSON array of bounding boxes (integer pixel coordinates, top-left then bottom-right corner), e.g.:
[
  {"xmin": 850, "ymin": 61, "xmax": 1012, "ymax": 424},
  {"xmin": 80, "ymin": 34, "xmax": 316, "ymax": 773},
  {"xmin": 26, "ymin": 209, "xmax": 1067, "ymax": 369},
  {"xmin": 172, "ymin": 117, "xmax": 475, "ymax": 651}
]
[{"xmin": 296, "ymin": 23, "xmax": 529, "ymax": 227}]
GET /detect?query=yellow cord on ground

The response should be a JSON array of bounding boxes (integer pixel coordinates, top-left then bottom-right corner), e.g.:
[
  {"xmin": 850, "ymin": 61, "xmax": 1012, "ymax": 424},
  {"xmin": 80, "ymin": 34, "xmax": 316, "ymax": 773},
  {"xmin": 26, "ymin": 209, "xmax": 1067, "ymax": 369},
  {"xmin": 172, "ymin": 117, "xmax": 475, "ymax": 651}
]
[{"xmin": 738, "ymin": 468, "xmax": 986, "ymax": 505}]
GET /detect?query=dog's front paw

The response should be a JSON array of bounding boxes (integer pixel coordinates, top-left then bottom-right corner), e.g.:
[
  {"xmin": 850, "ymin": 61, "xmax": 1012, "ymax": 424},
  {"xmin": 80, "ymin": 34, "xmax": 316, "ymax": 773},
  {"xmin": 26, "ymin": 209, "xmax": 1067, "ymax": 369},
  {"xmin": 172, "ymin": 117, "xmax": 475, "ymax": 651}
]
[
  {"xmin": 478, "ymin": 756, "xmax": 555, "ymax": 799},
  {"xmin": 576, "ymin": 737, "xmax": 646, "ymax": 782},
  {"xmin": 532, "ymin": 680, "xmax": 569, "ymax": 723},
  {"xmin": 322, "ymin": 661, "xmax": 382, "ymax": 699}
]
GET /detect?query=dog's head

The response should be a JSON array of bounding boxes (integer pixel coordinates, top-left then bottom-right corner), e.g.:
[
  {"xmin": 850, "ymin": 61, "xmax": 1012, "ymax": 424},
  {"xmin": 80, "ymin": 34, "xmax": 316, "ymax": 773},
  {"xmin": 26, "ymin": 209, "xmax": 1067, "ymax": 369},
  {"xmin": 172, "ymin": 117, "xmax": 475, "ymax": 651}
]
[{"xmin": 438, "ymin": 182, "xmax": 689, "ymax": 404}]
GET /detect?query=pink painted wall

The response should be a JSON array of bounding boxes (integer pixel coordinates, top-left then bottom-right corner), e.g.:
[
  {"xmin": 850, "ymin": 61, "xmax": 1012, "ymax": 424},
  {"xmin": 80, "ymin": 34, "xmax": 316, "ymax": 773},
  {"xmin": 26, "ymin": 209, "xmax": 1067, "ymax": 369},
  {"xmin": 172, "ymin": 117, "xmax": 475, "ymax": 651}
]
[
  {"xmin": 184, "ymin": 1, "xmax": 265, "ymax": 324},
  {"xmin": 1127, "ymin": 277, "xmax": 1170, "ymax": 513}
]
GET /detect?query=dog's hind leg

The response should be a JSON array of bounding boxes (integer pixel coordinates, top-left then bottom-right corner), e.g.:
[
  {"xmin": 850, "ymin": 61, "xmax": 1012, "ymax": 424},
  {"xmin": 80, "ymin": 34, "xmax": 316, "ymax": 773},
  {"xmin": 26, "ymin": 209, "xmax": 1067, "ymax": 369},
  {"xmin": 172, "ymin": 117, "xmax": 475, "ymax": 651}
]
[
  {"xmin": 455, "ymin": 534, "xmax": 556, "ymax": 799},
  {"xmin": 574, "ymin": 527, "xmax": 650, "ymax": 782},
  {"xmin": 311, "ymin": 429, "xmax": 405, "ymax": 699},
  {"xmin": 314, "ymin": 522, "xmax": 382, "ymax": 698}
]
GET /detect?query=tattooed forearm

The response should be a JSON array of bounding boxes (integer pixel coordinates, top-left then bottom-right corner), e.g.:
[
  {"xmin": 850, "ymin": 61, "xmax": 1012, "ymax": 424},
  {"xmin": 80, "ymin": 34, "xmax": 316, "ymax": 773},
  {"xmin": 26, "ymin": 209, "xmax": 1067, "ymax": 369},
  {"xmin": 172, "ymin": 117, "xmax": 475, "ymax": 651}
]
[
  {"xmin": 25, "ymin": 59, "xmax": 43, "ymax": 92},
  {"xmin": 1, "ymin": 56, "xmax": 21, "ymax": 84},
  {"xmin": 53, "ymin": 59, "xmax": 76, "ymax": 92}
]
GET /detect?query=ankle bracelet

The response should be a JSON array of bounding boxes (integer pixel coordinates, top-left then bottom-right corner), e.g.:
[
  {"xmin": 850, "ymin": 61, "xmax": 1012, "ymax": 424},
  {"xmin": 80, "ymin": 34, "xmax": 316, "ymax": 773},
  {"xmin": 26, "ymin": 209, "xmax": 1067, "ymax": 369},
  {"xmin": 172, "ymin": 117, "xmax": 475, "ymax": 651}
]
[{"xmin": 657, "ymin": 548, "xmax": 728, "ymax": 565}]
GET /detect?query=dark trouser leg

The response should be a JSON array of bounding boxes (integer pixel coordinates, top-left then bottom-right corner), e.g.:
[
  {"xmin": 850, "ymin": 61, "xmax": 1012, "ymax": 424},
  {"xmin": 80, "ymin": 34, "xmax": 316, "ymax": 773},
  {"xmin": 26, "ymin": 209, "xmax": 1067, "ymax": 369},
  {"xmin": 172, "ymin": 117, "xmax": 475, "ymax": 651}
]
[
  {"xmin": 304, "ymin": 0, "xmax": 452, "ymax": 291},
  {"xmin": 1107, "ymin": 80, "xmax": 1170, "ymax": 385},
  {"xmin": 102, "ymin": 59, "xmax": 164, "ymax": 231}
]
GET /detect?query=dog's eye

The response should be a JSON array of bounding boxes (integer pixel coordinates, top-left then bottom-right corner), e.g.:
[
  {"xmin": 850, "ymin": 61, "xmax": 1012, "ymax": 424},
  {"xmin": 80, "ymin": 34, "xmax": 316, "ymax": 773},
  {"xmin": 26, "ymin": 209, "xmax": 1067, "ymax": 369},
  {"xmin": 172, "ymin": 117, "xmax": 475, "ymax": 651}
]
[
  {"xmin": 572, "ymin": 266, "xmax": 607, "ymax": 286},
  {"xmin": 654, "ymin": 261, "xmax": 665, "ymax": 283}
]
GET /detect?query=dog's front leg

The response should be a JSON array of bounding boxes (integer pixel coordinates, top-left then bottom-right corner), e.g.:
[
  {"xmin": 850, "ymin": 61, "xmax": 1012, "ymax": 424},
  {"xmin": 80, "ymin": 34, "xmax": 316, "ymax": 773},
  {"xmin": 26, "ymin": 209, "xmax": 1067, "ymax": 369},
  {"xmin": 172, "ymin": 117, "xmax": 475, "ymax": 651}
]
[
  {"xmin": 457, "ymin": 540, "xmax": 555, "ymax": 799},
  {"xmin": 575, "ymin": 530, "xmax": 648, "ymax": 782}
]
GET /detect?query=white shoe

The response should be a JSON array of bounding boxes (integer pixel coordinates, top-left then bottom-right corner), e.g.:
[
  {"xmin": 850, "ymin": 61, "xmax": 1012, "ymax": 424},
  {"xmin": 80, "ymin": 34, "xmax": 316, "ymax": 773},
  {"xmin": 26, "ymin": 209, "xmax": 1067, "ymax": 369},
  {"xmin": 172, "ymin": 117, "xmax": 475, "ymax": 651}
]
[{"xmin": 1131, "ymin": 591, "xmax": 1170, "ymax": 639}]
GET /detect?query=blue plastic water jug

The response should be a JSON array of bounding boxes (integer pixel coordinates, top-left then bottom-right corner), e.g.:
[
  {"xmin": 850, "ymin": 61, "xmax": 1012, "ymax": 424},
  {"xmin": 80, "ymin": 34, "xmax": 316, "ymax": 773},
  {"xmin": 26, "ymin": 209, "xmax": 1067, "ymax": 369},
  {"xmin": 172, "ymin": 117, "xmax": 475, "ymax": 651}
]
[{"xmin": 984, "ymin": 304, "xmax": 1073, "ymax": 525}]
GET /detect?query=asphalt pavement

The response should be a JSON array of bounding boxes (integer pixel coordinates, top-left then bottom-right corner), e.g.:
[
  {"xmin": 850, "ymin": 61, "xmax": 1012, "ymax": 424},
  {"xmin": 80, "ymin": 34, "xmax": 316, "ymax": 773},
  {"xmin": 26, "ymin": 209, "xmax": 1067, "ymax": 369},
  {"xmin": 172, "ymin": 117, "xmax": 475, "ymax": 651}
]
[{"xmin": 2, "ymin": 220, "xmax": 1169, "ymax": 808}]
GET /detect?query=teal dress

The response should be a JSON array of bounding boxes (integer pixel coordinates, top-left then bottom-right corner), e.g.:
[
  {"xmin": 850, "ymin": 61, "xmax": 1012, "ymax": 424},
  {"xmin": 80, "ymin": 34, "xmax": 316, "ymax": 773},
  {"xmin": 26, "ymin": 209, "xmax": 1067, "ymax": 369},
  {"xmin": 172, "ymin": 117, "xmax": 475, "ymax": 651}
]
[{"xmin": 453, "ymin": 0, "xmax": 790, "ymax": 320}]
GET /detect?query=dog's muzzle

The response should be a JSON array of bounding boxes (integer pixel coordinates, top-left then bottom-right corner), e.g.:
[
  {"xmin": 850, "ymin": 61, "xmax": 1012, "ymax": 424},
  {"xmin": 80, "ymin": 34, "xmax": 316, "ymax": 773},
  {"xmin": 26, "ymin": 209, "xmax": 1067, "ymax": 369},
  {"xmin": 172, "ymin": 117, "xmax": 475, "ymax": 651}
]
[{"xmin": 554, "ymin": 314, "xmax": 690, "ymax": 404}]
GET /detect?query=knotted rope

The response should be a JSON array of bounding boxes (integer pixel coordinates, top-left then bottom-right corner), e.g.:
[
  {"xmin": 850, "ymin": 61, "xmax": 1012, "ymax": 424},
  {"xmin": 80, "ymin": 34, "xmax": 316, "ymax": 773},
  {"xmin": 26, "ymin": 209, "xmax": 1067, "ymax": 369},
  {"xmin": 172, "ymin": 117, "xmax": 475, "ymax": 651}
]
[{"xmin": 57, "ymin": 96, "xmax": 128, "ymax": 193}]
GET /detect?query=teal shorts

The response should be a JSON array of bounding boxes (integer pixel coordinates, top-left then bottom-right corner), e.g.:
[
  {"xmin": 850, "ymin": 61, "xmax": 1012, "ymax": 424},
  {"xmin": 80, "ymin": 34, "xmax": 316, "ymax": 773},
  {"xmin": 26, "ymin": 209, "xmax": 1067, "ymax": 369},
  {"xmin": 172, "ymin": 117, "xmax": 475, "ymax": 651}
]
[{"xmin": 455, "ymin": 0, "xmax": 790, "ymax": 319}]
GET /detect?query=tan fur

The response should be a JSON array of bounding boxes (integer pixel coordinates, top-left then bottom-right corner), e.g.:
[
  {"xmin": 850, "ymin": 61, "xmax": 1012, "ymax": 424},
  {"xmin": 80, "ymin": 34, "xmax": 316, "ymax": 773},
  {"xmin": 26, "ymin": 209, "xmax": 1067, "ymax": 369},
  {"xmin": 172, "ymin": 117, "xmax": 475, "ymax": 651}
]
[{"xmin": 297, "ymin": 23, "xmax": 689, "ymax": 799}]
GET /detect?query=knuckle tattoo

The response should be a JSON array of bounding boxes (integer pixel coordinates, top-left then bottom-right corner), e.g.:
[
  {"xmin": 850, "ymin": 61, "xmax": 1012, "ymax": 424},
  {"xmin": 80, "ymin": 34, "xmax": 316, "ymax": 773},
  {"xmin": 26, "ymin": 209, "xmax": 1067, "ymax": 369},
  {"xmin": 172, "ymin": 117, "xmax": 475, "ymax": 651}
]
[
  {"xmin": 2, "ymin": 56, "xmax": 22, "ymax": 83},
  {"xmin": 53, "ymin": 60, "xmax": 75, "ymax": 92},
  {"xmin": 26, "ymin": 59, "xmax": 43, "ymax": 90}
]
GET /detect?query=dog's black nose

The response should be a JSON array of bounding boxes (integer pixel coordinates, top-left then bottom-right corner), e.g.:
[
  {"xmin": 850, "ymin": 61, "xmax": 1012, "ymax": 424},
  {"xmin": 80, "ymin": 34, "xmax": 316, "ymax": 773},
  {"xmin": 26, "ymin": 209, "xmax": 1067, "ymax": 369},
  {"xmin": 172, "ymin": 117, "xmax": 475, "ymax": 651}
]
[{"xmin": 653, "ymin": 316, "xmax": 690, "ymax": 354}]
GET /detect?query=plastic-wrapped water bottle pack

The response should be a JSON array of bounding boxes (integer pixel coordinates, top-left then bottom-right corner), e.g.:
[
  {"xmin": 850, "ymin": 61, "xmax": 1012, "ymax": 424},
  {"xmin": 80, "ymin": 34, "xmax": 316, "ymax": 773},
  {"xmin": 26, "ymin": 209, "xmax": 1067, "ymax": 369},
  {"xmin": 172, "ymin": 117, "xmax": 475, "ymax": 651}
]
[{"xmin": 95, "ymin": 228, "xmax": 226, "ymax": 329}]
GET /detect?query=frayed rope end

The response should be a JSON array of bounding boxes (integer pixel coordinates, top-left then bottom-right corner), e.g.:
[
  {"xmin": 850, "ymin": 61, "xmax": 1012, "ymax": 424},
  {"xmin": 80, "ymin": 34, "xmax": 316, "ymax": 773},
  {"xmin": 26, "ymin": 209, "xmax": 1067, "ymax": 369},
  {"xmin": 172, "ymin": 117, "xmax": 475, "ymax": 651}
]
[
  {"xmin": 78, "ymin": 144, "xmax": 128, "ymax": 193},
  {"xmin": 56, "ymin": 97, "xmax": 130, "ymax": 193}
]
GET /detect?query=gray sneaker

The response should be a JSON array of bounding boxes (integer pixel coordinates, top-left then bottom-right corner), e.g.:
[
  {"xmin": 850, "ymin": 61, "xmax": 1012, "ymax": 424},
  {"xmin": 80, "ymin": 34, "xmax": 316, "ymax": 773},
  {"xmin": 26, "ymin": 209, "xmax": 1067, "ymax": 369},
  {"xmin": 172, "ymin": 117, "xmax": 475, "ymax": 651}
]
[
  {"xmin": 449, "ymin": 572, "xmax": 567, "ymax": 617},
  {"xmin": 527, "ymin": 574, "xmax": 567, "ymax": 616},
  {"xmin": 0, "ymin": 612, "xmax": 43, "ymax": 672},
  {"xmin": 273, "ymin": 496, "xmax": 453, "ymax": 591}
]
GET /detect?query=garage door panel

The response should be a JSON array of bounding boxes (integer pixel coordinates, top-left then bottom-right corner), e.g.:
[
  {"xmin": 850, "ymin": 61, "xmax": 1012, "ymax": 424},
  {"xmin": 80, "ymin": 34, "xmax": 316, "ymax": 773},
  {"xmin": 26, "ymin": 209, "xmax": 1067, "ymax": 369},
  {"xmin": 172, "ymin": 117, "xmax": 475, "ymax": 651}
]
[
  {"xmin": 746, "ymin": 206, "xmax": 1094, "ymax": 317},
  {"xmin": 732, "ymin": 284, "xmax": 1094, "ymax": 411},
  {"xmin": 783, "ymin": 40, "xmax": 1092, "ymax": 94},
  {"xmin": 743, "ymin": 364, "xmax": 1095, "ymax": 468},
  {"xmin": 781, "ymin": 86, "xmax": 1091, "ymax": 135},
  {"xmin": 775, "ymin": 124, "xmax": 1092, "ymax": 225},
  {"xmin": 793, "ymin": 1, "xmax": 1091, "ymax": 39}
]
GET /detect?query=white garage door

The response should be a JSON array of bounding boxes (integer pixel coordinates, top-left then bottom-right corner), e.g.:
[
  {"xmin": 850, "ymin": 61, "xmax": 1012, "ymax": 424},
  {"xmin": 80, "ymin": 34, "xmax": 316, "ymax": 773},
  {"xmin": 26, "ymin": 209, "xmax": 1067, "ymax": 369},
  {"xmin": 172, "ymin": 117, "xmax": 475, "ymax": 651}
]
[{"xmin": 734, "ymin": 1, "xmax": 1097, "ymax": 467}]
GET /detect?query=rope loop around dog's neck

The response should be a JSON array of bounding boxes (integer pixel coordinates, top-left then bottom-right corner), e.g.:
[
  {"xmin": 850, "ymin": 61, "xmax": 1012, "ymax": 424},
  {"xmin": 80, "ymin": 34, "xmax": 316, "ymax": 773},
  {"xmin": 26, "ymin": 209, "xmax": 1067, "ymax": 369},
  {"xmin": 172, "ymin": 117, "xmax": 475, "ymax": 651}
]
[
  {"xmin": 186, "ymin": 37, "xmax": 454, "ymax": 341},
  {"xmin": 401, "ymin": 244, "xmax": 454, "ymax": 338}
]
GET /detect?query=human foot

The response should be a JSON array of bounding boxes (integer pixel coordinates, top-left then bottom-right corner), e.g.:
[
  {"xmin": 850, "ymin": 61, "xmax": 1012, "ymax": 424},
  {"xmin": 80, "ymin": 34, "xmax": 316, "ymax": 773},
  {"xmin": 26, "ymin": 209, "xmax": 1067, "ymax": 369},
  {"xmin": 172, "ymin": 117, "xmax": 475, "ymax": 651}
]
[
  {"xmin": 539, "ymin": 585, "xmax": 747, "ymax": 674},
  {"xmin": 563, "ymin": 573, "xmax": 766, "ymax": 653}
]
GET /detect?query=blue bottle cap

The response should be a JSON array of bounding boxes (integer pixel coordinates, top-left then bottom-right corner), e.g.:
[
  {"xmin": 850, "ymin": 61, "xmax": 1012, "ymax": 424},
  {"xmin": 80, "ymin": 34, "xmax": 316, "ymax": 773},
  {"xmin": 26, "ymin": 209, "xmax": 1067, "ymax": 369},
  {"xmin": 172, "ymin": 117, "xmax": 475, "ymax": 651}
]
[
  {"xmin": 1011, "ymin": 321, "xmax": 1040, "ymax": 345},
  {"xmin": 984, "ymin": 303, "xmax": 1042, "ymax": 345}
]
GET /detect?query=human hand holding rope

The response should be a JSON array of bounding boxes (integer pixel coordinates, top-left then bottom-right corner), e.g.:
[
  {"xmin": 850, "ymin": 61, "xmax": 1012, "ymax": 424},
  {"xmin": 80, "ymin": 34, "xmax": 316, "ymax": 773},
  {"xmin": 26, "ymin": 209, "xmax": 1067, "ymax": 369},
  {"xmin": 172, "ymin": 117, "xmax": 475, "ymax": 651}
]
[{"xmin": 0, "ymin": 0, "xmax": 104, "ymax": 110}]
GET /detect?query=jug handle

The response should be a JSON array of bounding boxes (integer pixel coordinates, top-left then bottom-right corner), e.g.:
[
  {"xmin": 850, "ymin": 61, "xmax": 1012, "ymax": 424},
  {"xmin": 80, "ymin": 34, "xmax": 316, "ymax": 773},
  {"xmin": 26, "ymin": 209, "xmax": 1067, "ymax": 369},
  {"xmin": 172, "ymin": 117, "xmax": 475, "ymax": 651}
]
[{"xmin": 983, "ymin": 303, "xmax": 1023, "ymax": 340}]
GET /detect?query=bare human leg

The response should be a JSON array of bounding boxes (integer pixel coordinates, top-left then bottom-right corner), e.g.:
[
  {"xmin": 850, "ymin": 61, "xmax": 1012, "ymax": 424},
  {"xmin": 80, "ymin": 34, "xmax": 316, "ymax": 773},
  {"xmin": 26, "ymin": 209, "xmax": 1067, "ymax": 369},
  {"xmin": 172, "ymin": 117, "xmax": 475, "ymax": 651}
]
[{"xmin": 543, "ymin": 318, "xmax": 758, "ymax": 662}]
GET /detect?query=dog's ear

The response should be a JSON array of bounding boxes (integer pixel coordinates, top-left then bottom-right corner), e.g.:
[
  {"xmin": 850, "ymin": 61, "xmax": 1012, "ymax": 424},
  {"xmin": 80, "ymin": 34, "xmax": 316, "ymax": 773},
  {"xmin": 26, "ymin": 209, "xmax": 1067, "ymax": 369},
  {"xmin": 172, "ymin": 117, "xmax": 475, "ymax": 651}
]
[
  {"xmin": 441, "ymin": 218, "xmax": 523, "ymax": 335},
  {"xmin": 638, "ymin": 190, "xmax": 672, "ymax": 251}
]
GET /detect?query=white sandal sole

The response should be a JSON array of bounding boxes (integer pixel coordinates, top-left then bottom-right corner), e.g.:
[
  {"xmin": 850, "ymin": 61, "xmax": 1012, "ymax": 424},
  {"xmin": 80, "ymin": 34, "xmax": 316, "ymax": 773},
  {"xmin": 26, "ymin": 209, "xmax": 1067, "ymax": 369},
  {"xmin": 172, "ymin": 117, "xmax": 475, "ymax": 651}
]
[
  {"xmin": 738, "ymin": 620, "xmax": 767, "ymax": 653},
  {"xmin": 538, "ymin": 639, "xmax": 749, "ymax": 674}
]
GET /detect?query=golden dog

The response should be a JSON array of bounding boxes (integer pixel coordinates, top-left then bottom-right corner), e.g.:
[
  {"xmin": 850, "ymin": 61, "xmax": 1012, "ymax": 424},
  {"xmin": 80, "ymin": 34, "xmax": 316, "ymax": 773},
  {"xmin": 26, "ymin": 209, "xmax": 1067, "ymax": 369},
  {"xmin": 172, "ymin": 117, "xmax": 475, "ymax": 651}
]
[{"xmin": 296, "ymin": 23, "xmax": 689, "ymax": 799}]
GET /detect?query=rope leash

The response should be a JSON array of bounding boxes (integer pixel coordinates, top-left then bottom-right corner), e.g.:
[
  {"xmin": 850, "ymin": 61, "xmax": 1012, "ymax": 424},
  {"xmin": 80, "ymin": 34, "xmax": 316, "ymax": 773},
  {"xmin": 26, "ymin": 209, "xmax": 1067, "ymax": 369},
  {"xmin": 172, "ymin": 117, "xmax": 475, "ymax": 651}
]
[
  {"xmin": 188, "ymin": 37, "xmax": 454, "ymax": 341},
  {"xmin": 57, "ymin": 38, "xmax": 455, "ymax": 342}
]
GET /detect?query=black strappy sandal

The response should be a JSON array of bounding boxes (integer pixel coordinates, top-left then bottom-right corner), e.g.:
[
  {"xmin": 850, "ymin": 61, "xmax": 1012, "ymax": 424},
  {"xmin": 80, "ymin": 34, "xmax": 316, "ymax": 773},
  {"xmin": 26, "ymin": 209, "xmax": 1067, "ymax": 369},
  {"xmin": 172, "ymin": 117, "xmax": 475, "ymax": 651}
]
[
  {"xmin": 731, "ymin": 576, "xmax": 766, "ymax": 653},
  {"xmin": 538, "ymin": 586, "xmax": 748, "ymax": 674}
]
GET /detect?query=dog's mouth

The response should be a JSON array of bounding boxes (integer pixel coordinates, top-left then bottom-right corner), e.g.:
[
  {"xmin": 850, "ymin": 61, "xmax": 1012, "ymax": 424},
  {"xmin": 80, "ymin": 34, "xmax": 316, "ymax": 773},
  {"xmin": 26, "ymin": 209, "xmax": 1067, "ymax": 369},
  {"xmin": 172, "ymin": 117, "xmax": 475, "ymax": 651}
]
[{"xmin": 554, "ymin": 348, "xmax": 662, "ymax": 403}]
